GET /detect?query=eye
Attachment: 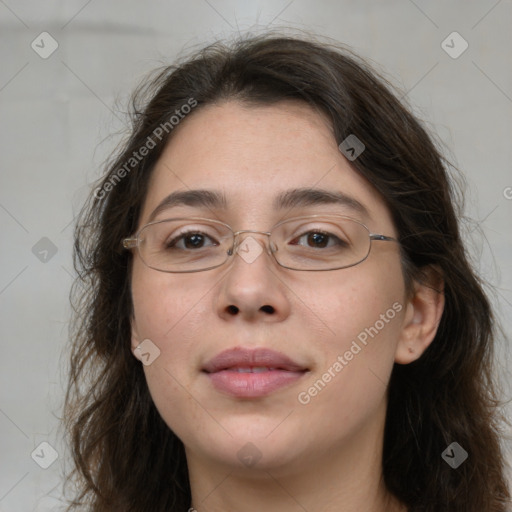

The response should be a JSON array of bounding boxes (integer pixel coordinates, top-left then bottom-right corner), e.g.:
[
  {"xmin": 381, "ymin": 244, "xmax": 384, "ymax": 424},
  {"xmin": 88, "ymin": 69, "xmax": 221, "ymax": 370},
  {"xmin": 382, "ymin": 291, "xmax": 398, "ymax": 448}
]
[
  {"xmin": 166, "ymin": 230, "xmax": 220, "ymax": 250},
  {"xmin": 289, "ymin": 230, "xmax": 349, "ymax": 249}
]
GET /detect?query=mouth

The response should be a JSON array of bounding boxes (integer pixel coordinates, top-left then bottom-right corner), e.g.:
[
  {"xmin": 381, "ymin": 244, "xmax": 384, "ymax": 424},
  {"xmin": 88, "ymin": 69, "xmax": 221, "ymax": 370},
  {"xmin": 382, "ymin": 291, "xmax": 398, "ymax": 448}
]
[{"xmin": 202, "ymin": 347, "xmax": 309, "ymax": 398}]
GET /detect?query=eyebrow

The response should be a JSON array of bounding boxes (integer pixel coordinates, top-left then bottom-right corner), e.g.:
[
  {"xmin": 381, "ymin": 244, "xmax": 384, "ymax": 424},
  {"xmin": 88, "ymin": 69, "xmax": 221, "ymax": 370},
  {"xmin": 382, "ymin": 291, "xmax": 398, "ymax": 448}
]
[
  {"xmin": 276, "ymin": 188, "xmax": 369, "ymax": 217},
  {"xmin": 148, "ymin": 187, "xmax": 369, "ymax": 222},
  {"xmin": 148, "ymin": 189, "xmax": 228, "ymax": 222}
]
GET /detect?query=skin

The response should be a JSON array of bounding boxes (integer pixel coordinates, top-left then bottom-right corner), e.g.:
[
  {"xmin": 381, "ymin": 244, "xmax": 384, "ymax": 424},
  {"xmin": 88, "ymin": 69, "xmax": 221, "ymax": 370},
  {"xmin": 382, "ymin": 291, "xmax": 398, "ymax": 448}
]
[{"xmin": 130, "ymin": 100, "xmax": 444, "ymax": 512}]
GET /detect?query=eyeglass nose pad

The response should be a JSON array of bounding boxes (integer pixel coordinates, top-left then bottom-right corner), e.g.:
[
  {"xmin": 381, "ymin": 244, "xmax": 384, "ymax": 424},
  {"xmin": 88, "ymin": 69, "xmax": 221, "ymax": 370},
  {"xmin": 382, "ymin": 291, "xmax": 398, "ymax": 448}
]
[
  {"xmin": 226, "ymin": 235, "xmax": 242, "ymax": 257},
  {"xmin": 227, "ymin": 235, "xmax": 241, "ymax": 257}
]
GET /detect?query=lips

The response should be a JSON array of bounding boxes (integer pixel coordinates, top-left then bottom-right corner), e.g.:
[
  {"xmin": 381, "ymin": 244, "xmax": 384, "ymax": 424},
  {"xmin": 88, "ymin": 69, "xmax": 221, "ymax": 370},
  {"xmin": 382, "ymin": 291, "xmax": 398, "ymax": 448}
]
[{"xmin": 202, "ymin": 347, "xmax": 308, "ymax": 398}]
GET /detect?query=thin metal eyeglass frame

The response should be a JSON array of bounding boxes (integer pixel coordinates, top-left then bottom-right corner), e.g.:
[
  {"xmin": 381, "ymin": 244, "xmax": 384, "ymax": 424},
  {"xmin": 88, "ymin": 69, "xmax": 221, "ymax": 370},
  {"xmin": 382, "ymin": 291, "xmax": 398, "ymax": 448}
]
[{"xmin": 122, "ymin": 214, "xmax": 399, "ymax": 273}]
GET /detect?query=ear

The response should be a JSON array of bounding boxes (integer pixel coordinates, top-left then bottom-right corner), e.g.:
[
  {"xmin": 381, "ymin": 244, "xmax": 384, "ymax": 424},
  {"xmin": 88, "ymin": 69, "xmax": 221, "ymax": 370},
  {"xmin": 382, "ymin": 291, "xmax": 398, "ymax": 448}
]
[{"xmin": 395, "ymin": 266, "xmax": 445, "ymax": 364}]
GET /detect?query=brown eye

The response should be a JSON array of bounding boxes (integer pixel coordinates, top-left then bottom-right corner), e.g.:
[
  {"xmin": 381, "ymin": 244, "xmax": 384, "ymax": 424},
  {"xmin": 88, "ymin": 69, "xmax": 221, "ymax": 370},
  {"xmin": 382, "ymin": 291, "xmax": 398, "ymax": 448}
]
[
  {"xmin": 306, "ymin": 232, "xmax": 329, "ymax": 248},
  {"xmin": 290, "ymin": 231, "xmax": 349, "ymax": 249},
  {"xmin": 166, "ymin": 231, "xmax": 219, "ymax": 250}
]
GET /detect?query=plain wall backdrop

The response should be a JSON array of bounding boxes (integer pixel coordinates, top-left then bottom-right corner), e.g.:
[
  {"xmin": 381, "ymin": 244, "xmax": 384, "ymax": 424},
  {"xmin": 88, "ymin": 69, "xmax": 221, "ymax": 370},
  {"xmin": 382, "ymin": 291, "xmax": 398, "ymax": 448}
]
[{"xmin": 1, "ymin": 1, "xmax": 511, "ymax": 510}]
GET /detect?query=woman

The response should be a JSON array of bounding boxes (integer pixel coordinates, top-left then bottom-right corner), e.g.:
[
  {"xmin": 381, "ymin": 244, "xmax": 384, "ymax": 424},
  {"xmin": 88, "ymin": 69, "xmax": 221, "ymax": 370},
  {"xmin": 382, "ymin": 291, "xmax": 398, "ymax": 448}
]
[{"xmin": 64, "ymin": 33, "xmax": 511, "ymax": 511}]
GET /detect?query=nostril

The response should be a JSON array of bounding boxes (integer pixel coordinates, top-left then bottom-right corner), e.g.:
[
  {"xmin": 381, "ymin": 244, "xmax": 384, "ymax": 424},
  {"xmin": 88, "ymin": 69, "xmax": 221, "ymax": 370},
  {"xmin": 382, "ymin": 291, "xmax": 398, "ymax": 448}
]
[
  {"xmin": 261, "ymin": 305, "xmax": 275, "ymax": 314},
  {"xmin": 226, "ymin": 305, "xmax": 239, "ymax": 315}
]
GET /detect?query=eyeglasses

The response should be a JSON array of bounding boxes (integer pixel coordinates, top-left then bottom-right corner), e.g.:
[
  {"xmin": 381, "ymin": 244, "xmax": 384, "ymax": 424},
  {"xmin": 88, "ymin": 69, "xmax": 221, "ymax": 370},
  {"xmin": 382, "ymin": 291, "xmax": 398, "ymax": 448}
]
[{"xmin": 122, "ymin": 214, "xmax": 398, "ymax": 273}]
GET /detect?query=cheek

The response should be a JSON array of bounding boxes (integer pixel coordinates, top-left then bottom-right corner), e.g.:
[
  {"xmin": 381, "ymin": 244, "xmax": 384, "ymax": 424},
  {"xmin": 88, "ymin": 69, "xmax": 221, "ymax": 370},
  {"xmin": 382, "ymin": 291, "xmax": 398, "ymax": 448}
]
[
  {"xmin": 142, "ymin": 363, "xmax": 216, "ymax": 447},
  {"xmin": 131, "ymin": 262, "xmax": 210, "ymax": 345},
  {"xmin": 131, "ymin": 266, "xmax": 217, "ymax": 443},
  {"xmin": 295, "ymin": 258, "xmax": 405, "ymax": 415},
  {"xmin": 298, "ymin": 256, "xmax": 406, "ymax": 354},
  {"xmin": 130, "ymin": 264, "xmax": 207, "ymax": 395}
]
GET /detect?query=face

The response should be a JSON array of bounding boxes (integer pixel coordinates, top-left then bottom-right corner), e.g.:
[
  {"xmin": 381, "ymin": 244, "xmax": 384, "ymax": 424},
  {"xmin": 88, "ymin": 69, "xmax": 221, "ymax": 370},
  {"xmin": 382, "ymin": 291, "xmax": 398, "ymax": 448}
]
[{"xmin": 130, "ymin": 100, "xmax": 409, "ymax": 475}]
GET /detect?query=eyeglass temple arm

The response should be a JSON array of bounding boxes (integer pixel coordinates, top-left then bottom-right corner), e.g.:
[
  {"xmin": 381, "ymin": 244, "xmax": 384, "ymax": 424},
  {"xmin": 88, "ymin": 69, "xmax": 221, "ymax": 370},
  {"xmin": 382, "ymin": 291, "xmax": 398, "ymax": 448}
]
[
  {"xmin": 123, "ymin": 238, "xmax": 138, "ymax": 249},
  {"xmin": 369, "ymin": 234, "xmax": 397, "ymax": 242}
]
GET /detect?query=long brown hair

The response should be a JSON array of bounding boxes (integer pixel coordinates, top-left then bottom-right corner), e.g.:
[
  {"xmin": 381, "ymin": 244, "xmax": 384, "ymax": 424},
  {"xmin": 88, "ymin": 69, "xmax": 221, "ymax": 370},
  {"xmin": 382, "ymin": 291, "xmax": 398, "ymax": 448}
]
[{"xmin": 64, "ymin": 32, "xmax": 511, "ymax": 511}]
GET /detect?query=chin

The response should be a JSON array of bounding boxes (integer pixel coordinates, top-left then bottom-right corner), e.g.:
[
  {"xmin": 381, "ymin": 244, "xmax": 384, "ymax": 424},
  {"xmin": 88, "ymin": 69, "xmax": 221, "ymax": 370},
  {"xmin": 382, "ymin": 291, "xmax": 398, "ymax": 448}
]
[
  {"xmin": 197, "ymin": 436, "xmax": 303, "ymax": 473},
  {"xmin": 175, "ymin": 415, "xmax": 304, "ymax": 469}
]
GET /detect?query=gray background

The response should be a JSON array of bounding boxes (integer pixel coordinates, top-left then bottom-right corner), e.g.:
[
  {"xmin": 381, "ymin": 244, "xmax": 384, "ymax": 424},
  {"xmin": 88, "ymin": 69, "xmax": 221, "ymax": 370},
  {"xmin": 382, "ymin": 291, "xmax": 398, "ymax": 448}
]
[{"xmin": 1, "ymin": 1, "xmax": 511, "ymax": 510}]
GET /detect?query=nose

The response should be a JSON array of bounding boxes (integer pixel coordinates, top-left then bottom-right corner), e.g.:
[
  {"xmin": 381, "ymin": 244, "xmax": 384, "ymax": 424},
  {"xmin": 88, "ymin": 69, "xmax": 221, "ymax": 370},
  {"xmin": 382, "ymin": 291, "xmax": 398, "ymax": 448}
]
[
  {"xmin": 215, "ymin": 231, "xmax": 291, "ymax": 322},
  {"xmin": 228, "ymin": 229, "xmax": 277, "ymax": 263}
]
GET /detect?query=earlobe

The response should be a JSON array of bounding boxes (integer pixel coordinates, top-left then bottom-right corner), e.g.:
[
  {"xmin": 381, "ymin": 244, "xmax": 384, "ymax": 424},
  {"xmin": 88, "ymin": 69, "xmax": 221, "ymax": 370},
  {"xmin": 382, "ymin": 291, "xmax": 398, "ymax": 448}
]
[{"xmin": 395, "ymin": 266, "xmax": 445, "ymax": 365}]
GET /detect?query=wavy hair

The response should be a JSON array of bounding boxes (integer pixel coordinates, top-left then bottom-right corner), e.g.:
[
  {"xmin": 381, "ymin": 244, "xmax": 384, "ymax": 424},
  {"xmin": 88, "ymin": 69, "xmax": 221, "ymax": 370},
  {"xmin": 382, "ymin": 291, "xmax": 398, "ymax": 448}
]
[{"xmin": 64, "ymin": 33, "xmax": 511, "ymax": 511}]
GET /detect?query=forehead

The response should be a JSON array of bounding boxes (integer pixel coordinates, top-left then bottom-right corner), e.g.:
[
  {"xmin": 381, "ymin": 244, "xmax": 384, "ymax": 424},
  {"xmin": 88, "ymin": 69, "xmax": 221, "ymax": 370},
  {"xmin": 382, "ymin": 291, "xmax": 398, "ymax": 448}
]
[{"xmin": 139, "ymin": 101, "xmax": 393, "ymax": 230}]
